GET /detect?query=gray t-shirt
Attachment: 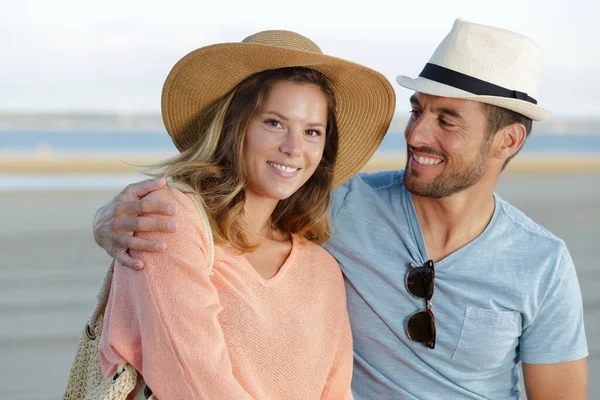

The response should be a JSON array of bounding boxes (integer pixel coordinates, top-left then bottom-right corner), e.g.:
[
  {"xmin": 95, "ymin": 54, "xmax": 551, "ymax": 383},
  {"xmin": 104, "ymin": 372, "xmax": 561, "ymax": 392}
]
[{"xmin": 324, "ymin": 170, "xmax": 588, "ymax": 400}]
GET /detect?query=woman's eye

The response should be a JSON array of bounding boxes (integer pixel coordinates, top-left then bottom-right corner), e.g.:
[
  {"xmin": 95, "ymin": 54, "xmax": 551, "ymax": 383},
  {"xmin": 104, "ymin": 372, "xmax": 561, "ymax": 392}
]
[
  {"xmin": 305, "ymin": 129, "xmax": 321, "ymax": 137},
  {"xmin": 265, "ymin": 119, "xmax": 282, "ymax": 128}
]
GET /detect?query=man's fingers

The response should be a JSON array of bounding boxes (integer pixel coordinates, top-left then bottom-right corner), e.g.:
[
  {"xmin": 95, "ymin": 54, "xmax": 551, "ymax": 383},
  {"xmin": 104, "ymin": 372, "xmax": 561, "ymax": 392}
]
[
  {"xmin": 116, "ymin": 235, "xmax": 168, "ymax": 253},
  {"xmin": 115, "ymin": 249, "xmax": 144, "ymax": 270},
  {"xmin": 114, "ymin": 216, "xmax": 177, "ymax": 233},
  {"xmin": 114, "ymin": 199, "xmax": 177, "ymax": 218},
  {"xmin": 94, "ymin": 179, "xmax": 176, "ymax": 261},
  {"xmin": 122, "ymin": 178, "xmax": 168, "ymax": 199}
]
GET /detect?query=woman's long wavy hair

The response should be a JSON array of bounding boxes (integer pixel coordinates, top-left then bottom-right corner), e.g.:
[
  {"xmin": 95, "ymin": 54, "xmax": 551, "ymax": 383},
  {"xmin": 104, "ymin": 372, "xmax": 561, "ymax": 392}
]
[{"xmin": 148, "ymin": 67, "xmax": 339, "ymax": 251}]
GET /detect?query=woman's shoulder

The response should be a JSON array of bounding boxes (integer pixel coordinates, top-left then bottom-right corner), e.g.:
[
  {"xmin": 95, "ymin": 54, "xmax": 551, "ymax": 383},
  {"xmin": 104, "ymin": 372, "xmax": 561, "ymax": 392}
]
[
  {"xmin": 144, "ymin": 184, "xmax": 196, "ymax": 209},
  {"xmin": 294, "ymin": 237, "xmax": 341, "ymax": 274},
  {"xmin": 143, "ymin": 185, "xmax": 207, "ymax": 225},
  {"xmin": 137, "ymin": 185, "xmax": 210, "ymax": 244},
  {"xmin": 134, "ymin": 185, "xmax": 214, "ymax": 271},
  {"xmin": 292, "ymin": 237, "xmax": 347, "ymax": 308}
]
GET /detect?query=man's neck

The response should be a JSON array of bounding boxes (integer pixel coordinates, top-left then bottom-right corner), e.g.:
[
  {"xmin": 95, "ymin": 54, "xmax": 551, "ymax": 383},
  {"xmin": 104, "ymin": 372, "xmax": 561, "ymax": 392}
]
[{"xmin": 411, "ymin": 181, "xmax": 497, "ymax": 262}]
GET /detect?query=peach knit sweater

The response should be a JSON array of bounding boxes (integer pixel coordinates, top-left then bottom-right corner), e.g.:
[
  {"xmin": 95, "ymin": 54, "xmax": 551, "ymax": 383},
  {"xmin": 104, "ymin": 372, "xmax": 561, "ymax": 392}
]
[{"xmin": 99, "ymin": 187, "xmax": 354, "ymax": 399}]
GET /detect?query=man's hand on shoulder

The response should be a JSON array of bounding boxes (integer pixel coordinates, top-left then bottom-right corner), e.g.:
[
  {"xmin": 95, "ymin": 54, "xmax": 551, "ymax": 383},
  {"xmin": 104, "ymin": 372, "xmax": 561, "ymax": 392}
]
[{"xmin": 93, "ymin": 177, "xmax": 178, "ymax": 269}]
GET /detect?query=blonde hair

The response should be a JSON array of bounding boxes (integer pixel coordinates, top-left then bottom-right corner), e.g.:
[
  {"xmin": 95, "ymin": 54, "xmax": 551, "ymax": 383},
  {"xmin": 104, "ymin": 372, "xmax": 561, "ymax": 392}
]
[{"xmin": 147, "ymin": 67, "xmax": 339, "ymax": 251}]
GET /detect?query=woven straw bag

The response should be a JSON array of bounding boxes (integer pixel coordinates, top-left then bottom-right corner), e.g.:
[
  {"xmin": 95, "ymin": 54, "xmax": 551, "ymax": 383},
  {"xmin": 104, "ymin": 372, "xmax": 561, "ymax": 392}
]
[{"xmin": 63, "ymin": 187, "xmax": 215, "ymax": 400}]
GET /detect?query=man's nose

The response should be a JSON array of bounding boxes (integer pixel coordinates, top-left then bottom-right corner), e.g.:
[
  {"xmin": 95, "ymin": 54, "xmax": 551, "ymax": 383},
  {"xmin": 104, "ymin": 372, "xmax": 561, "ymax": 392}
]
[{"xmin": 405, "ymin": 115, "xmax": 435, "ymax": 148}]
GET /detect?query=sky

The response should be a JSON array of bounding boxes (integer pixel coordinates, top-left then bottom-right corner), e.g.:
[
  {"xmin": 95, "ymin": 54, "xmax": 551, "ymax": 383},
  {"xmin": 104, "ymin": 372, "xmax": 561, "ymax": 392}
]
[{"xmin": 1, "ymin": 0, "xmax": 598, "ymax": 117}]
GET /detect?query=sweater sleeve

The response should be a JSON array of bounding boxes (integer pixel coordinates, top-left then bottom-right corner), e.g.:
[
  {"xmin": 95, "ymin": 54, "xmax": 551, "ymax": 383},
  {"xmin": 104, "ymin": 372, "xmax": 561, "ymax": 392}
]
[
  {"xmin": 99, "ymin": 187, "xmax": 253, "ymax": 400},
  {"xmin": 321, "ymin": 291, "xmax": 354, "ymax": 399}
]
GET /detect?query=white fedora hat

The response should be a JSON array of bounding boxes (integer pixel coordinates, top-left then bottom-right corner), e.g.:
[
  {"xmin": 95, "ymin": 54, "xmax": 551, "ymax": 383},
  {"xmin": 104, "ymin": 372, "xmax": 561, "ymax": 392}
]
[{"xmin": 396, "ymin": 19, "xmax": 551, "ymax": 121}]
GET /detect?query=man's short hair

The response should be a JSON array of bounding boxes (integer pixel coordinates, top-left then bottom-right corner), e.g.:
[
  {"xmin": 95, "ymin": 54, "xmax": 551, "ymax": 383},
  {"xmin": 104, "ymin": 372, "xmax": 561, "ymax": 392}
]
[{"xmin": 482, "ymin": 103, "xmax": 533, "ymax": 169}]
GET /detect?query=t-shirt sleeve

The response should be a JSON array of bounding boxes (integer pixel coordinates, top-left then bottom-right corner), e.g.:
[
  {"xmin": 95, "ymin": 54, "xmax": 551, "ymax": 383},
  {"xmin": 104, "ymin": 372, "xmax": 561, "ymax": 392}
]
[
  {"xmin": 329, "ymin": 179, "xmax": 352, "ymax": 224},
  {"xmin": 99, "ymin": 187, "xmax": 253, "ymax": 399},
  {"xmin": 519, "ymin": 246, "xmax": 588, "ymax": 364}
]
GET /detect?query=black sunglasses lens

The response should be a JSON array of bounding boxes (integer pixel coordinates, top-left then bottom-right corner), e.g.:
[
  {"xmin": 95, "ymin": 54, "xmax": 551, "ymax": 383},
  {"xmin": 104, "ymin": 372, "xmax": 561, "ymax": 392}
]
[
  {"xmin": 407, "ymin": 311, "xmax": 435, "ymax": 345},
  {"xmin": 406, "ymin": 267, "xmax": 434, "ymax": 299}
]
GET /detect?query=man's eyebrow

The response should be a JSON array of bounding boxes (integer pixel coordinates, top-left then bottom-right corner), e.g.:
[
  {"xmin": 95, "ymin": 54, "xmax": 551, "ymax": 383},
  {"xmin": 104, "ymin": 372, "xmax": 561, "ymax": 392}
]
[
  {"xmin": 434, "ymin": 107, "xmax": 462, "ymax": 120},
  {"xmin": 409, "ymin": 95, "xmax": 463, "ymax": 120}
]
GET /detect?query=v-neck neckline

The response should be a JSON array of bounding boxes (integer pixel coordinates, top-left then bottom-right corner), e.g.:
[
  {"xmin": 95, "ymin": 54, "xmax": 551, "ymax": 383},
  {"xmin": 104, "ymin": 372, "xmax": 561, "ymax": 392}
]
[
  {"xmin": 403, "ymin": 188, "xmax": 501, "ymax": 267},
  {"xmin": 234, "ymin": 234, "xmax": 298, "ymax": 287}
]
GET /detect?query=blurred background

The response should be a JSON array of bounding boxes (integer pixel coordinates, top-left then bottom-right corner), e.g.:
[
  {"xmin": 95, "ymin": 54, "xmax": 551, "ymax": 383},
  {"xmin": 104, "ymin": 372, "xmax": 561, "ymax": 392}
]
[{"xmin": 0, "ymin": 0, "xmax": 598, "ymax": 398}]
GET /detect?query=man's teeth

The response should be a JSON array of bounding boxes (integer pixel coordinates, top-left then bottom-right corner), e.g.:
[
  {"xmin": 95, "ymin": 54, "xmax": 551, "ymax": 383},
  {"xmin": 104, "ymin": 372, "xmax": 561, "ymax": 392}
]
[
  {"xmin": 268, "ymin": 162, "xmax": 299, "ymax": 172},
  {"xmin": 414, "ymin": 155, "xmax": 442, "ymax": 165}
]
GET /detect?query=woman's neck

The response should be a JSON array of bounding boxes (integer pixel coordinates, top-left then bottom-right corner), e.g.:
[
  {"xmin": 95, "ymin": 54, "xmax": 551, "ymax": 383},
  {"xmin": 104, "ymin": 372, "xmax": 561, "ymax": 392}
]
[{"xmin": 242, "ymin": 189, "xmax": 281, "ymax": 242}]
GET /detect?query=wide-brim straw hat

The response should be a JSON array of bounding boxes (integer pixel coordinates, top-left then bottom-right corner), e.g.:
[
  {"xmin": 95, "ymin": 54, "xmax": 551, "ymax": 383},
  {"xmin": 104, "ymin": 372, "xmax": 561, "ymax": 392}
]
[
  {"xmin": 396, "ymin": 19, "xmax": 551, "ymax": 121},
  {"xmin": 161, "ymin": 30, "xmax": 396, "ymax": 188}
]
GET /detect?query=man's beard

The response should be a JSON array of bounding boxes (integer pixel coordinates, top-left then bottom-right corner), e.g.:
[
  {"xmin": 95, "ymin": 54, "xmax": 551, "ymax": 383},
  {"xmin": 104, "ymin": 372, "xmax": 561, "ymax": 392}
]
[{"xmin": 403, "ymin": 140, "xmax": 492, "ymax": 199}]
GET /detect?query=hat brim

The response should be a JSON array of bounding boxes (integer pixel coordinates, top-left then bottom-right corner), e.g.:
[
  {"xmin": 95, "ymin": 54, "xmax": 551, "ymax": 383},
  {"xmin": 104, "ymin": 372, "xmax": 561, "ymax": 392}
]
[
  {"xmin": 396, "ymin": 75, "xmax": 551, "ymax": 121},
  {"xmin": 162, "ymin": 43, "xmax": 396, "ymax": 188}
]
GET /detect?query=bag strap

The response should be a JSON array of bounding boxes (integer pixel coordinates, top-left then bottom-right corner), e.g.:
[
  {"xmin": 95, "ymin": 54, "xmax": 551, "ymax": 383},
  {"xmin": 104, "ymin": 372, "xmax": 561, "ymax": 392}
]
[
  {"xmin": 87, "ymin": 182, "xmax": 215, "ymax": 333},
  {"xmin": 87, "ymin": 259, "xmax": 115, "ymax": 335}
]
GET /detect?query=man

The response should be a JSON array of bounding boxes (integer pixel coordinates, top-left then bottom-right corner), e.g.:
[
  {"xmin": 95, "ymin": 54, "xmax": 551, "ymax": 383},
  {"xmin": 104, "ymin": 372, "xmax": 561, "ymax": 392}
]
[{"xmin": 93, "ymin": 19, "xmax": 588, "ymax": 399}]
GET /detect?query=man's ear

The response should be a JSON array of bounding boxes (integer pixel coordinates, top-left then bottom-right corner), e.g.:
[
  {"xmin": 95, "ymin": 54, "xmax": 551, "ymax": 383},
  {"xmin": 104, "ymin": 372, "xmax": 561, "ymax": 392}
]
[{"xmin": 492, "ymin": 123, "xmax": 527, "ymax": 161}]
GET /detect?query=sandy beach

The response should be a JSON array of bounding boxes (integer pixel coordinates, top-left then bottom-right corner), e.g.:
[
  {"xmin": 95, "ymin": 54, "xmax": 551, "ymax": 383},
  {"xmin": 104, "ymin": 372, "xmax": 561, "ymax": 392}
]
[
  {"xmin": 2, "ymin": 153, "xmax": 600, "ymax": 175},
  {"xmin": 0, "ymin": 168, "xmax": 598, "ymax": 399}
]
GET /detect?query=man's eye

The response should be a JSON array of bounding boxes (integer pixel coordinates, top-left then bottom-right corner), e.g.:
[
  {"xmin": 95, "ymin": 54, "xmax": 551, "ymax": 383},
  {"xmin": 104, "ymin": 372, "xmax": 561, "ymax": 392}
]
[
  {"xmin": 409, "ymin": 110, "xmax": 421, "ymax": 119},
  {"xmin": 439, "ymin": 119, "xmax": 453, "ymax": 127}
]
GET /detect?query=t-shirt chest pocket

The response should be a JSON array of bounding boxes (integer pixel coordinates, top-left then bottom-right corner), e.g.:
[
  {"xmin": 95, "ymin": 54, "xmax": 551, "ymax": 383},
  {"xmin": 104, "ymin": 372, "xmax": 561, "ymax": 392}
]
[{"xmin": 452, "ymin": 306, "xmax": 522, "ymax": 371}]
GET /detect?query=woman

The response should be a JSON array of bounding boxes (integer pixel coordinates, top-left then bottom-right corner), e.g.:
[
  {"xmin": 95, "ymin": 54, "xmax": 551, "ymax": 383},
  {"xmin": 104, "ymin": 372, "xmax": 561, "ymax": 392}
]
[{"xmin": 98, "ymin": 30, "xmax": 395, "ymax": 399}]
